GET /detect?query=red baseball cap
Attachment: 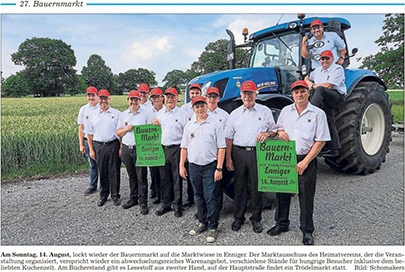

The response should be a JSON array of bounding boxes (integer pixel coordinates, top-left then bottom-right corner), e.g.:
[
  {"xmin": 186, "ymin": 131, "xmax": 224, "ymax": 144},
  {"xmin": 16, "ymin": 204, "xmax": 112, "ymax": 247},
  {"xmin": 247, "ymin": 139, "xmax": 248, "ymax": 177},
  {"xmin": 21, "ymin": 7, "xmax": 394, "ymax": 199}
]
[
  {"xmin": 150, "ymin": 88, "xmax": 163, "ymax": 96},
  {"xmin": 291, "ymin": 80, "xmax": 309, "ymax": 90},
  {"xmin": 164, "ymin": 87, "xmax": 178, "ymax": 96},
  {"xmin": 98, "ymin": 89, "xmax": 110, "ymax": 97},
  {"xmin": 86, "ymin": 86, "xmax": 98, "ymax": 94},
  {"xmin": 206, "ymin": 87, "xmax": 220, "ymax": 96},
  {"xmin": 310, "ymin": 19, "xmax": 323, "ymax": 28},
  {"xmin": 189, "ymin": 83, "xmax": 201, "ymax": 91},
  {"xmin": 128, "ymin": 90, "xmax": 141, "ymax": 99},
  {"xmin": 241, "ymin": 81, "xmax": 257, "ymax": 92},
  {"xmin": 320, "ymin": 50, "xmax": 333, "ymax": 58},
  {"xmin": 192, "ymin": 96, "xmax": 207, "ymax": 106},
  {"xmin": 138, "ymin": 83, "xmax": 149, "ymax": 93}
]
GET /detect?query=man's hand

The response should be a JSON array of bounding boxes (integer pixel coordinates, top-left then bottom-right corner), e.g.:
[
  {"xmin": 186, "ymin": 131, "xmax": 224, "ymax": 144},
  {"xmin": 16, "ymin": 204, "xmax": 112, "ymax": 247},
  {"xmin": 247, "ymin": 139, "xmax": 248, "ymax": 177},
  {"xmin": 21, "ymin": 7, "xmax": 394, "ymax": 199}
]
[
  {"xmin": 80, "ymin": 145, "xmax": 86, "ymax": 154},
  {"xmin": 278, "ymin": 130, "xmax": 289, "ymax": 143},
  {"xmin": 256, "ymin": 132, "xmax": 270, "ymax": 143},
  {"xmin": 151, "ymin": 119, "xmax": 161, "ymax": 126},
  {"xmin": 296, "ymin": 160, "xmax": 309, "ymax": 175},
  {"xmin": 336, "ymin": 57, "xmax": 344, "ymax": 66},
  {"xmin": 226, "ymin": 158, "xmax": 234, "ymax": 171},
  {"xmin": 90, "ymin": 150, "xmax": 96, "ymax": 160},
  {"xmin": 126, "ymin": 124, "xmax": 134, "ymax": 132},
  {"xmin": 179, "ymin": 165, "xmax": 188, "ymax": 179},
  {"xmin": 214, "ymin": 170, "xmax": 222, "ymax": 182}
]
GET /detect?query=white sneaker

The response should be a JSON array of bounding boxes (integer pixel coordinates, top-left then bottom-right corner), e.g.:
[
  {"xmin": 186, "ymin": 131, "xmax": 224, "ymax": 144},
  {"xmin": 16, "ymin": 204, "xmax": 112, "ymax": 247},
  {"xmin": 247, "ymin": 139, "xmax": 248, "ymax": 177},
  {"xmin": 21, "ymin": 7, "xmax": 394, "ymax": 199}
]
[
  {"xmin": 206, "ymin": 229, "xmax": 218, "ymax": 243},
  {"xmin": 189, "ymin": 223, "xmax": 208, "ymax": 236}
]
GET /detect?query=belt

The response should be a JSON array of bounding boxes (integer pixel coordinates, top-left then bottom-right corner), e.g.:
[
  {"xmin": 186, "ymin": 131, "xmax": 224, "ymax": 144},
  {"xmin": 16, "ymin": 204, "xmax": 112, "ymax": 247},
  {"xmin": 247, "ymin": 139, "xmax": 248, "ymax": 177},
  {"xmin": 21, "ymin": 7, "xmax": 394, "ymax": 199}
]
[
  {"xmin": 234, "ymin": 145, "xmax": 256, "ymax": 152},
  {"xmin": 83, "ymin": 137, "xmax": 87, "ymax": 140},
  {"xmin": 162, "ymin": 144, "xmax": 180, "ymax": 149},
  {"xmin": 94, "ymin": 139, "xmax": 118, "ymax": 145},
  {"xmin": 123, "ymin": 144, "xmax": 136, "ymax": 149}
]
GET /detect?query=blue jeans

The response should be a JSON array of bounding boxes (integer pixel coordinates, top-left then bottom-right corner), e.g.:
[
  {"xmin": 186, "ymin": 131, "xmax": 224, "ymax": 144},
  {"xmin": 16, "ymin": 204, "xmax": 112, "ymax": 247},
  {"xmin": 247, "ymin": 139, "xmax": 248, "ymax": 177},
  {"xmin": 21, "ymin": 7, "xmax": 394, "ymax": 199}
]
[
  {"xmin": 84, "ymin": 138, "xmax": 98, "ymax": 189},
  {"xmin": 189, "ymin": 161, "xmax": 222, "ymax": 230}
]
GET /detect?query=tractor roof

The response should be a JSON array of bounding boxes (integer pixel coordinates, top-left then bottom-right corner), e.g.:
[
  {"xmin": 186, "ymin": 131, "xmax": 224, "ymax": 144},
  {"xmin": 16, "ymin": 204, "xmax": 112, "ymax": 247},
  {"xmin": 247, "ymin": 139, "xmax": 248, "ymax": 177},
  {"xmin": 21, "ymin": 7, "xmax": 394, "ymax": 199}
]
[{"xmin": 251, "ymin": 17, "xmax": 351, "ymax": 41}]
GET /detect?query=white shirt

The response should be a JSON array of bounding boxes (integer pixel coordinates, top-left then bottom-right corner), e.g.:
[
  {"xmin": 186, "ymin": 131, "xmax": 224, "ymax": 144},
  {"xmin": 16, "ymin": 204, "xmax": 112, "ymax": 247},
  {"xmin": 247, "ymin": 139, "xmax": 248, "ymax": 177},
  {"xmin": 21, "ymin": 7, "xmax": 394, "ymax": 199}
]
[
  {"xmin": 155, "ymin": 106, "xmax": 187, "ymax": 146},
  {"xmin": 117, "ymin": 107, "xmax": 149, "ymax": 146},
  {"xmin": 310, "ymin": 63, "xmax": 347, "ymax": 95},
  {"xmin": 277, "ymin": 102, "xmax": 331, "ymax": 155},
  {"xmin": 86, "ymin": 107, "xmax": 121, "ymax": 142},
  {"xmin": 208, "ymin": 107, "xmax": 229, "ymax": 130},
  {"xmin": 77, "ymin": 103, "xmax": 100, "ymax": 137},
  {"xmin": 147, "ymin": 105, "xmax": 166, "ymax": 123},
  {"xmin": 308, "ymin": 32, "xmax": 346, "ymax": 69},
  {"xmin": 181, "ymin": 115, "xmax": 226, "ymax": 166},
  {"xmin": 140, "ymin": 100, "xmax": 153, "ymax": 111},
  {"xmin": 225, "ymin": 103, "xmax": 277, "ymax": 147},
  {"xmin": 181, "ymin": 102, "xmax": 194, "ymax": 122}
]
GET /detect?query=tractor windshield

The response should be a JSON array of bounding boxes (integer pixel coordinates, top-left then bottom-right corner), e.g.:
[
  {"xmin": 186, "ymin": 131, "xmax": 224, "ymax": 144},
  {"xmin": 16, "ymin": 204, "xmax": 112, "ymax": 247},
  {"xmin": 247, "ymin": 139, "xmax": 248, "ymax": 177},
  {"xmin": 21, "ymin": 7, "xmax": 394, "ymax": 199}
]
[{"xmin": 251, "ymin": 32, "xmax": 300, "ymax": 71}]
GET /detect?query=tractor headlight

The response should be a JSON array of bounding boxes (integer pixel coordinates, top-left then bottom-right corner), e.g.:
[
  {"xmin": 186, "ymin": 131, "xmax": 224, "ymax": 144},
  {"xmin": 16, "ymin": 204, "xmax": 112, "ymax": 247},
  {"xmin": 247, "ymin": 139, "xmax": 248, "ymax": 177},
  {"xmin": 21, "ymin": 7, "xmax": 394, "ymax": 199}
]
[{"xmin": 288, "ymin": 22, "xmax": 298, "ymax": 29}]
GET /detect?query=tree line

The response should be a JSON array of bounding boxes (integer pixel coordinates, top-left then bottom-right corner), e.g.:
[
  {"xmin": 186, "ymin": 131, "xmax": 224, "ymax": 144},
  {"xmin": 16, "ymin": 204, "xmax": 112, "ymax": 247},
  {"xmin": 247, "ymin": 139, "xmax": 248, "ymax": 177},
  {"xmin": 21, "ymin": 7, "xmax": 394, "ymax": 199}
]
[{"xmin": 2, "ymin": 14, "xmax": 403, "ymax": 97}]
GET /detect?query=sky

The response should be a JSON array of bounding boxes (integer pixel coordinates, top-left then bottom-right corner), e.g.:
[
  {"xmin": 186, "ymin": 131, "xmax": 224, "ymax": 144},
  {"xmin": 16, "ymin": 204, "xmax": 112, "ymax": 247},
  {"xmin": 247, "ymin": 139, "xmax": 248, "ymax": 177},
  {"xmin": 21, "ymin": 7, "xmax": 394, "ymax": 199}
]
[{"xmin": 1, "ymin": 13, "xmax": 386, "ymax": 85}]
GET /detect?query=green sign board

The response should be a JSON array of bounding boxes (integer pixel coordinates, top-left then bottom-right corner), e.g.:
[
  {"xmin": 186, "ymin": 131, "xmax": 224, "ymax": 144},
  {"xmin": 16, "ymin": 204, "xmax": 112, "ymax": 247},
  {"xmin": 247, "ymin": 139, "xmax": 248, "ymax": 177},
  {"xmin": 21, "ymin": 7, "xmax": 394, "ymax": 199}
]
[
  {"xmin": 134, "ymin": 124, "xmax": 165, "ymax": 167},
  {"xmin": 256, "ymin": 140, "xmax": 298, "ymax": 194}
]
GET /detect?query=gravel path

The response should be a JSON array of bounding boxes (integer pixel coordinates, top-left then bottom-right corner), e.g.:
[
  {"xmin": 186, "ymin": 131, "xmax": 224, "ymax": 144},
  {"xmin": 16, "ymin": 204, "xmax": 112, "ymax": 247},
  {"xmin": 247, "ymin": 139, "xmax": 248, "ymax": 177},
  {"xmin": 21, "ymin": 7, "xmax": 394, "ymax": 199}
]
[{"xmin": 2, "ymin": 133, "xmax": 403, "ymax": 246}]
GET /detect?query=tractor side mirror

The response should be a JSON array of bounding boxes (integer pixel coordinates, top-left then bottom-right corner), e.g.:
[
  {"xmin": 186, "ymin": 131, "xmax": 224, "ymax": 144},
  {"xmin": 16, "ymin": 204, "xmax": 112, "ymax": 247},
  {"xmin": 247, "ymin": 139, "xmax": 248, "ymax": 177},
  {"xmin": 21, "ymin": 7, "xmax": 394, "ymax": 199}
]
[{"xmin": 350, "ymin": 48, "xmax": 358, "ymax": 57}]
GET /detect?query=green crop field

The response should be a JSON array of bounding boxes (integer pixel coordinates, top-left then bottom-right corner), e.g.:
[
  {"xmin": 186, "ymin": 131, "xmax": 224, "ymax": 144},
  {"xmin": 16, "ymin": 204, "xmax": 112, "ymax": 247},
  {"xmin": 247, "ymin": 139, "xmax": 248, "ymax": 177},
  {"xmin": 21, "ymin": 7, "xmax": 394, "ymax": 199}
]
[
  {"xmin": 387, "ymin": 90, "xmax": 404, "ymax": 123},
  {"xmin": 1, "ymin": 96, "xmax": 130, "ymax": 181}
]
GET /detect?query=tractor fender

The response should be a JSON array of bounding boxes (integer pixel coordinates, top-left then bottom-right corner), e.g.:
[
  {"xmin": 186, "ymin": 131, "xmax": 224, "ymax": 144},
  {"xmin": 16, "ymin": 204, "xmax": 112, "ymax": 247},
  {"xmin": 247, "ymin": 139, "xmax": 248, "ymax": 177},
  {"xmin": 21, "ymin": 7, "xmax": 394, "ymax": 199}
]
[{"xmin": 345, "ymin": 70, "xmax": 387, "ymax": 97}]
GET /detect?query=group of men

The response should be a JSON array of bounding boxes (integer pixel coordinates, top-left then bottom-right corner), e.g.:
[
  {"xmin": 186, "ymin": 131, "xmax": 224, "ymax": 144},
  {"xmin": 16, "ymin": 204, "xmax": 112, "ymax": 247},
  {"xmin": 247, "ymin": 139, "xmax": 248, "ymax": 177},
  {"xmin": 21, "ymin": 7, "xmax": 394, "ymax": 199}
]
[{"xmin": 77, "ymin": 18, "xmax": 347, "ymax": 245}]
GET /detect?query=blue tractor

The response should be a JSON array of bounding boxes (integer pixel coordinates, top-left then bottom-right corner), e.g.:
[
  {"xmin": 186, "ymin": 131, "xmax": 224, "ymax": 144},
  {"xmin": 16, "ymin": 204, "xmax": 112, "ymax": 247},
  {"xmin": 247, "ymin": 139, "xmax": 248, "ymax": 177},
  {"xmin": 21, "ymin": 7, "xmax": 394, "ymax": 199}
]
[{"xmin": 187, "ymin": 15, "xmax": 392, "ymax": 178}]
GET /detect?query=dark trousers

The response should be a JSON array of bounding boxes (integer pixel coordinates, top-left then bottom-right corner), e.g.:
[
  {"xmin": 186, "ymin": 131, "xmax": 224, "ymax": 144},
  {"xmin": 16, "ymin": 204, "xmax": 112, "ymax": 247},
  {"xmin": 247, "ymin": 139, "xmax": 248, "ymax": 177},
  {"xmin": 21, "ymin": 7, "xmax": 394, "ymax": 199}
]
[
  {"xmin": 159, "ymin": 145, "xmax": 182, "ymax": 209},
  {"xmin": 189, "ymin": 161, "xmax": 222, "ymax": 230},
  {"xmin": 185, "ymin": 161, "xmax": 195, "ymax": 203},
  {"xmin": 84, "ymin": 138, "xmax": 98, "ymax": 189},
  {"xmin": 232, "ymin": 146, "xmax": 262, "ymax": 223},
  {"xmin": 94, "ymin": 139, "xmax": 121, "ymax": 200},
  {"xmin": 275, "ymin": 155, "xmax": 317, "ymax": 234},
  {"xmin": 121, "ymin": 145, "xmax": 148, "ymax": 205},
  {"xmin": 150, "ymin": 166, "xmax": 161, "ymax": 201},
  {"xmin": 310, "ymin": 86, "xmax": 344, "ymax": 151}
]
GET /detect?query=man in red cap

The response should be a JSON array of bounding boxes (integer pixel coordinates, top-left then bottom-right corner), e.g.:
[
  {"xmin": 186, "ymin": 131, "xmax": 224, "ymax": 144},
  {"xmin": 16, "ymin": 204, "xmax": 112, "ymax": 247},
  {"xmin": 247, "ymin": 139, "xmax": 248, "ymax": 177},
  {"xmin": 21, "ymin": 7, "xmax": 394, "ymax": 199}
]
[
  {"xmin": 267, "ymin": 80, "xmax": 330, "ymax": 245},
  {"xmin": 301, "ymin": 18, "xmax": 346, "ymax": 69},
  {"xmin": 180, "ymin": 96, "xmax": 226, "ymax": 243},
  {"xmin": 116, "ymin": 90, "xmax": 150, "ymax": 215},
  {"xmin": 87, "ymin": 89, "xmax": 122, "ymax": 207},
  {"xmin": 225, "ymin": 80, "xmax": 277, "ymax": 233},
  {"xmin": 181, "ymin": 83, "xmax": 203, "ymax": 209},
  {"xmin": 151, "ymin": 87, "xmax": 187, "ymax": 217},
  {"xmin": 138, "ymin": 83, "xmax": 153, "ymax": 111},
  {"xmin": 77, "ymin": 86, "xmax": 100, "ymax": 196},
  {"xmin": 147, "ymin": 88, "xmax": 166, "ymax": 204},
  {"xmin": 305, "ymin": 49, "xmax": 347, "ymax": 157}
]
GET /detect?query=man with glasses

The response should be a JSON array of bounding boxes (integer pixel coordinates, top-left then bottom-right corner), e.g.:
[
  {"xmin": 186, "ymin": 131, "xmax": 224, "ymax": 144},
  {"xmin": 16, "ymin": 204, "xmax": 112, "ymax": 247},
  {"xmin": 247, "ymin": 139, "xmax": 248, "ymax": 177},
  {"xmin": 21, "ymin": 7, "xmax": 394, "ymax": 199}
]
[
  {"xmin": 116, "ymin": 90, "xmax": 150, "ymax": 215},
  {"xmin": 305, "ymin": 50, "xmax": 346, "ymax": 157},
  {"xmin": 77, "ymin": 86, "xmax": 100, "ymax": 196},
  {"xmin": 301, "ymin": 19, "xmax": 346, "ymax": 69},
  {"xmin": 87, "ymin": 89, "xmax": 122, "ymax": 207},
  {"xmin": 138, "ymin": 83, "xmax": 153, "ymax": 111},
  {"xmin": 152, "ymin": 87, "xmax": 188, "ymax": 218}
]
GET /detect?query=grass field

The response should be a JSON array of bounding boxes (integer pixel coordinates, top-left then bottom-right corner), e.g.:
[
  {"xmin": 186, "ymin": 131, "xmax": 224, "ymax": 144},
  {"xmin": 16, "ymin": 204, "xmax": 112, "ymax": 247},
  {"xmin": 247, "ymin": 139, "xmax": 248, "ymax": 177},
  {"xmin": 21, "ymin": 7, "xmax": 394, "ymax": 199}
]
[
  {"xmin": 387, "ymin": 90, "xmax": 404, "ymax": 123},
  {"xmin": 1, "ymin": 90, "xmax": 402, "ymax": 181}
]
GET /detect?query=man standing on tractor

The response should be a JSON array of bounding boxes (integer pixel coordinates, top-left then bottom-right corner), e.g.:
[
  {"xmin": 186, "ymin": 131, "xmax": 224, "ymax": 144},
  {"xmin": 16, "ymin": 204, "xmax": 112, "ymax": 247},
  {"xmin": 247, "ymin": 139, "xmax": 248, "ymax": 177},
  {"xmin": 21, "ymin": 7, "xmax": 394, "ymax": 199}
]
[
  {"xmin": 301, "ymin": 19, "xmax": 346, "ymax": 68},
  {"xmin": 305, "ymin": 50, "xmax": 346, "ymax": 157}
]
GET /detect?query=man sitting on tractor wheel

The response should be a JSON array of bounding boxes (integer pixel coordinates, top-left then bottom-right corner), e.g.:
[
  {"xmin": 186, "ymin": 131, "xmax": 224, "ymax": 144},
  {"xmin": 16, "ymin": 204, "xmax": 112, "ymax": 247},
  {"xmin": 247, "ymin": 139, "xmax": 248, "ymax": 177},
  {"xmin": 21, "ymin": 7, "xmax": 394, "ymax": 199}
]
[{"xmin": 304, "ymin": 50, "xmax": 347, "ymax": 157}]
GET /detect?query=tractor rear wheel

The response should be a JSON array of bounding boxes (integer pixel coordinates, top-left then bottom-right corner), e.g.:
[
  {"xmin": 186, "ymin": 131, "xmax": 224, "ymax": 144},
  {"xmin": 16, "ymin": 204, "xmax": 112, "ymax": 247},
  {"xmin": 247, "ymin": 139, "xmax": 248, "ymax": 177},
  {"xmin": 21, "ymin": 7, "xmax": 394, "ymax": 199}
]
[{"xmin": 324, "ymin": 81, "xmax": 392, "ymax": 174}]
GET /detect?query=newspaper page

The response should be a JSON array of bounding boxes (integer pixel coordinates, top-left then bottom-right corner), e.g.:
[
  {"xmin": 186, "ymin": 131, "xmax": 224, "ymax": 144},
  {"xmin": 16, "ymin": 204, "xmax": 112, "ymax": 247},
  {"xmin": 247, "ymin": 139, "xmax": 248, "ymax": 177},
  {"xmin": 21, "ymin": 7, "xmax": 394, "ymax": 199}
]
[{"xmin": 1, "ymin": 0, "xmax": 404, "ymax": 271}]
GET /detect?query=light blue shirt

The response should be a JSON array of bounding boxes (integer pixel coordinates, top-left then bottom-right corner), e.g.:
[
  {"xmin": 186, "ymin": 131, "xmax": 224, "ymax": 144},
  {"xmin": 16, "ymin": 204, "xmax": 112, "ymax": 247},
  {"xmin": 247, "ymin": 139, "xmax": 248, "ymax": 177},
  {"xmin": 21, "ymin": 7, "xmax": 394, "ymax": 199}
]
[
  {"xmin": 308, "ymin": 32, "xmax": 346, "ymax": 69},
  {"xmin": 117, "ymin": 107, "xmax": 149, "ymax": 146},
  {"xmin": 77, "ymin": 103, "xmax": 100, "ymax": 137},
  {"xmin": 310, "ymin": 63, "xmax": 347, "ymax": 95}
]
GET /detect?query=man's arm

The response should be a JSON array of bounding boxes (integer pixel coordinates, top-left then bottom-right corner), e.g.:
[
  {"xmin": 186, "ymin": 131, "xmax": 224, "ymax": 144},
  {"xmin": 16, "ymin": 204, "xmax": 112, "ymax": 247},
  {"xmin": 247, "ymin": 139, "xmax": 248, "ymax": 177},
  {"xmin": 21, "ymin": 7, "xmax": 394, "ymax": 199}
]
[
  {"xmin": 301, "ymin": 36, "xmax": 309, "ymax": 59},
  {"xmin": 215, "ymin": 148, "xmax": 225, "ymax": 181},
  {"xmin": 88, "ymin": 134, "xmax": 96, "ymax": 160},
  {"xmin": 296, "ymin": 141, "xmax": 325, "ymax": 175},
  {"xmin": 179, "ymin": 148, "xmax": 188, "ymax": 179},
  {"xmin": 78, "ymin": 124, "xmax": 85, "ymax": 154},
  {"xmin": 336, "ymin": 48, "xmax": 347, "ymax": 65},
  {"xmin": 225, "ymin": 138, "xmax": 234, "ymax": 171}
]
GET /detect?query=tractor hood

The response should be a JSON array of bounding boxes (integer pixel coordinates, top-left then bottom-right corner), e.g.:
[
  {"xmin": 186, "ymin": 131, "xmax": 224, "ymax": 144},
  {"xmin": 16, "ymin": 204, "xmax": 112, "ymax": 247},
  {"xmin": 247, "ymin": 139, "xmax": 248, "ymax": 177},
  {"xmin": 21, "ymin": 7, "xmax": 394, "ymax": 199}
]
[{"xmin": 187, "ymin": 67, "xmax": 279, "ymax": 103}]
